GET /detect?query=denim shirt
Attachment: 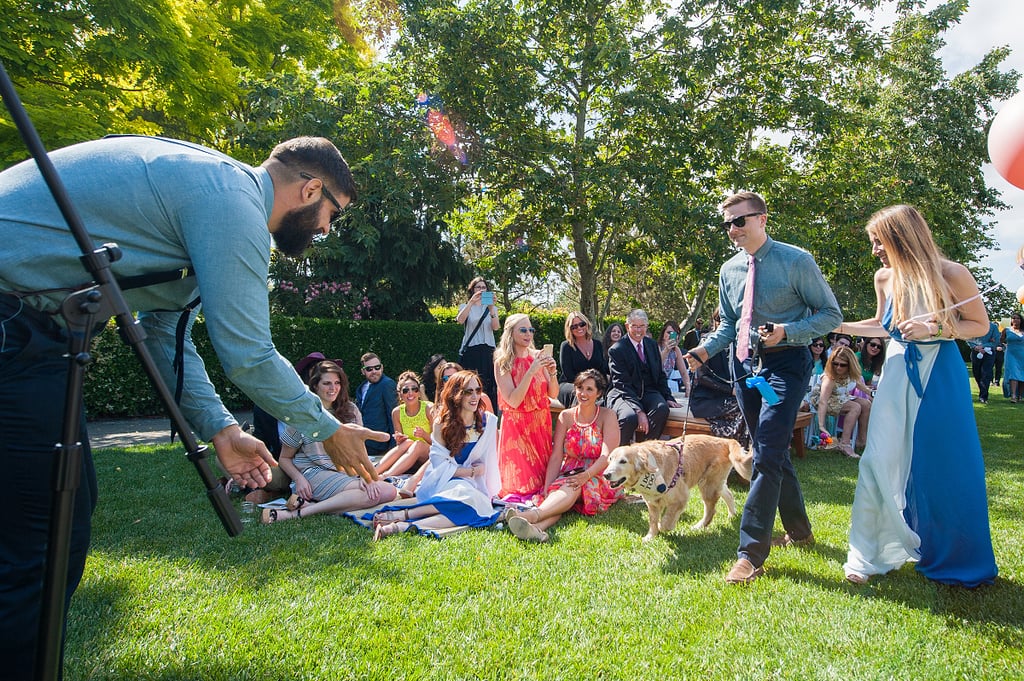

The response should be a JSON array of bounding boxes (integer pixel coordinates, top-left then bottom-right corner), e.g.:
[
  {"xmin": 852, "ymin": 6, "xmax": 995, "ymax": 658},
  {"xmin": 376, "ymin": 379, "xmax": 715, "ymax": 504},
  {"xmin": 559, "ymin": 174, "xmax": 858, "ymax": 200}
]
[
  {"xmin": 0, "ymin": 136, "xmax": 339, "ymax": 441},
  {"xmin": 701, "ymin": 236, "xmax": 842, "ymax": 360},
  {"xmin": 969, "ymin": 322, "xmax": 1001, "ymax": 351}
]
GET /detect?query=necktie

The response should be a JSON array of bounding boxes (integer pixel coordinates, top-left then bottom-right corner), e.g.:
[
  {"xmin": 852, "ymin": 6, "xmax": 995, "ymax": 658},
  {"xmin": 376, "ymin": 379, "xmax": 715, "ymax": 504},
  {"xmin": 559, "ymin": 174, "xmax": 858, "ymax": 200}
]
[
  {"xmin": 636, "ymin": 341, "xmax": 645, "ymax": 363},
  {"xmin": 736, "ymin": 254, "xmax": 755, "ymax": 361}
]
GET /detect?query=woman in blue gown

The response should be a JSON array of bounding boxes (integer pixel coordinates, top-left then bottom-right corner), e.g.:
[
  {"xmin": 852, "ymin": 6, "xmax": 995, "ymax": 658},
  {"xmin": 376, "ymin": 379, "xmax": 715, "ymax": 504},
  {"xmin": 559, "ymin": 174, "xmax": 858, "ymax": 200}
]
[
  {"xmin": 838, "ymin": 205, "xmax": 997, "ymax": 587},
  {"xmin": 370, "ymin": 370, "xmax": 500, "ymax": 538}
]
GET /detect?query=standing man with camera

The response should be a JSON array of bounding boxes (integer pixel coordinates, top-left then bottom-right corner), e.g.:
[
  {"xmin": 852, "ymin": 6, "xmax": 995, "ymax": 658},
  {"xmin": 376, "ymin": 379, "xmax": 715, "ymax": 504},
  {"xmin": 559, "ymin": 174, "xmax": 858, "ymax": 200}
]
[
  {"xmin": 685, "ymin": 191, "xmax": 841, "ymax": 584},
  {"xmin": 0, "ymin": 135, "xmax": 386, "ymax": 679}
]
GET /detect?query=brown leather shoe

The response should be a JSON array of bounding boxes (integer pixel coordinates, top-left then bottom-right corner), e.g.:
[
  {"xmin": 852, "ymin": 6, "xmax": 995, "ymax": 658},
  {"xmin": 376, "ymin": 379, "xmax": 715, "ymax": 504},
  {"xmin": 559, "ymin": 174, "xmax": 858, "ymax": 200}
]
[
  {"xmin": 771, "ymin": 532, "xmax": 815, "ymax": 548},
  {"xmin": 725, "ymin": 558, "xmax": 764, "ymax": 584}
]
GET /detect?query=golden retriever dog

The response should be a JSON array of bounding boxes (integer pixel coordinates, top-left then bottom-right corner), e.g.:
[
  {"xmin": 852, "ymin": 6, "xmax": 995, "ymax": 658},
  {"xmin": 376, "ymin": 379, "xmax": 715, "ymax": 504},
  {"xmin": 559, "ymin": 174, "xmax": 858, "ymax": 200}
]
[{"xmin": 603, "ymin": 435, "xmax": 753, "ymax": 542}]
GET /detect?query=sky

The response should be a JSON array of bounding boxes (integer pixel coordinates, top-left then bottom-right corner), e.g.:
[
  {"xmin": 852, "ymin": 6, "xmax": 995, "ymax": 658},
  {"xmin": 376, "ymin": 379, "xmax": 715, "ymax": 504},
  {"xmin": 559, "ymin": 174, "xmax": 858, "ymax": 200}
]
[{"xmin": 916, "ymin": 0, "xmax": 1024, "ymax": 294}]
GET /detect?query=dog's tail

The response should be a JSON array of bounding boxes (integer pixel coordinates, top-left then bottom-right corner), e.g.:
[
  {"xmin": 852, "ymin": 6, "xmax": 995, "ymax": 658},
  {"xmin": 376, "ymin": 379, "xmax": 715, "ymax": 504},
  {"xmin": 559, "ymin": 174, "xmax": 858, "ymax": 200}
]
[{"xmin": 729, "ymin": 440, "xmax": 753, "ymax": 481}]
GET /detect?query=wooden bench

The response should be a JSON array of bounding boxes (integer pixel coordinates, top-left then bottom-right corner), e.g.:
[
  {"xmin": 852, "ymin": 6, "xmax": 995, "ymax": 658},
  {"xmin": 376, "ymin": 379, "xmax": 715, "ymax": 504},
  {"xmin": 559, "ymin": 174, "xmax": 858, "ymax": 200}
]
[{"xmin": 550, "ymin": 404, "xmax": 813, "ymax": 458}]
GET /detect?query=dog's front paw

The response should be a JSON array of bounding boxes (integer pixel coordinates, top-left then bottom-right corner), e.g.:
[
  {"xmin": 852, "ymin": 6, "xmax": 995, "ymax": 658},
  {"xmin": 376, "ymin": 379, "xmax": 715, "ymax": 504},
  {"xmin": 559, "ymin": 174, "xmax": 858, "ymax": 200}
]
[{"xmin": 642, "ymin": 532, "xmax": 658, "ymax": 543}]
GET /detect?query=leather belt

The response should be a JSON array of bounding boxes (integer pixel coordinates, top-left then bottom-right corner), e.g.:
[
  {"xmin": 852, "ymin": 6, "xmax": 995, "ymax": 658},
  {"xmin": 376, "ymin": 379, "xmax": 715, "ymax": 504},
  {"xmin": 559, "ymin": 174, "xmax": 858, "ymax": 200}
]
[{"xmin": 761, "ymin": 345, "xmax": 802, "ymax": 354}]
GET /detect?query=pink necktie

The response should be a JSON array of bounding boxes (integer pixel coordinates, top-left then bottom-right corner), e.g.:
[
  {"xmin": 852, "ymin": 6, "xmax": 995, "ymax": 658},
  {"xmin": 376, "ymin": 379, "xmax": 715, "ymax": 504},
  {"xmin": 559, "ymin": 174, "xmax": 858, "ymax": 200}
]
[
  {"xmin": 637, "ymin": 341, "xmax": 645, "ymax": 363},
  {"xmin": 736, "ymin": 254, "xmax": 755, "ymax": 361}
]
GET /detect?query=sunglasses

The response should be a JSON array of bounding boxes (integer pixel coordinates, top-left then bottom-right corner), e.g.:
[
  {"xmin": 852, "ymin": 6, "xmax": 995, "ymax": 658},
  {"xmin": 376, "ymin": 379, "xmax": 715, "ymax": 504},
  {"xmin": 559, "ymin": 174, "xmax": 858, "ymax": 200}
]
[
  {"xmin": 299, "ymin": 172, "xmax": 345, "ymax": 223},
  {"xmin": 833, "ymin": 362, "xmax": 849, "ymax": 368},
  {"xmin": 719, "ymin": 212, "xmax": 764, "ymax": 230},
  {"xmin": 868, "ymin": 343, "xmax": 883, "ymax": 349},
  {"xmin": 462, "ymin": 387, "xmax": 484, "ymax": 396},
  {"xmin": 442, "ymin": 374, "xmax": 452, "ymax": 382},
  {"xmin": 811, "ymin": 342, "xmax": 824, "ymax": 347},
  {"xmin": 518, "ymin": 327, "xmax": 536, "ymax": 334},
  {"xmin": 362, "ymin": 364, "xmax": 382, "ymax": 372},
  {"xmin": 570, "ymin": 322, "xmax": 588, "ymax": 330},
  {"xmin": 400, "ymin": 386, "xmax": 420, "ymax": 394}
]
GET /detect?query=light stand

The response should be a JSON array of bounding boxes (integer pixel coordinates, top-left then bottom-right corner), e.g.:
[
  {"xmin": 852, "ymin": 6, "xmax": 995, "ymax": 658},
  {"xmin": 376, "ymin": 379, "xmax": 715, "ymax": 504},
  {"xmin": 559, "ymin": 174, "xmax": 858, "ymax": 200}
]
[{"xmin": 0, "ymin": 60, "xmax": 241, "ymax": 681}]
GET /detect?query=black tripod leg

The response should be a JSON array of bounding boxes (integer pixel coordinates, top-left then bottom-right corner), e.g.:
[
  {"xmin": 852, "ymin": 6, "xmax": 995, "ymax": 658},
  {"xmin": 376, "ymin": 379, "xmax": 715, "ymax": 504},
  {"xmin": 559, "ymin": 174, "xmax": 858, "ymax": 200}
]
[{"xmin": 35, "ymin": 325, "xmax": 91, "ymax": 681}]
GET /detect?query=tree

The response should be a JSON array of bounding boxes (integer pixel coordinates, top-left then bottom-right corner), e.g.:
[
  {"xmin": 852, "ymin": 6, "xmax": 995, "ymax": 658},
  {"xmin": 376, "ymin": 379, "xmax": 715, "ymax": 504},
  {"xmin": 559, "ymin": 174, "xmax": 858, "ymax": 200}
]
[
  {"xmin": 781, "ymin": 1, "xmax": 1019, "ymax": 318},
  {"xmin": 0, "ymin": 0, "xmax": 363, "ymax": 164},
  {"xmin": 392, "ymin": 0, "xmax": 902, "ymax": 324}
]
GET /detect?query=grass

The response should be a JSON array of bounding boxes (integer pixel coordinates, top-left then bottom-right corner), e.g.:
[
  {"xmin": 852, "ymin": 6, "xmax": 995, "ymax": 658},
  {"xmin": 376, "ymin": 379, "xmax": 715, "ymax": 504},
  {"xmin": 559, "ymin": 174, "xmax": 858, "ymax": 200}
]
[{"xmin": 67, "ymin": 382, "xmax": 1024, "ymax": 680}]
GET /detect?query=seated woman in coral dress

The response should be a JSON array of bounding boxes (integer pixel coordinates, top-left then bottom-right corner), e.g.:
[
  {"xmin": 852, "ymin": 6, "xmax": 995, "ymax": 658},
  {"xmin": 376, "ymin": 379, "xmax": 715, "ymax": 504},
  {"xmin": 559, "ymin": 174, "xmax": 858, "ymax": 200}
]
[
  {"xmin": 494, "ymin": 313, "xmax": 559, "ymax": 502},
  {"xmin": 505, "ymin": 369, "xmax": 621, "ymax": 542}
]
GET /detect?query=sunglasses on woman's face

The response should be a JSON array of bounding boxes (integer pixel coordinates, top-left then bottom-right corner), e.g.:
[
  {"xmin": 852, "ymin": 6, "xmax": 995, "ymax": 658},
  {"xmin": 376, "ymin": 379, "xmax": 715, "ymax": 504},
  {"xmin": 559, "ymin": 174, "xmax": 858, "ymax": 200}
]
[
  {"xmin": 570, "ymin": 321, "xmax": 587, "ymax": 330},
  {"xmin": 462, "ymin": 387, "xmax": 484, "ymax": 396},
  {"xmin": 401, "ymin": 386, "xmax": 419, "ymax": 394},
  {"xmin": 833, "ymin": 362, "xmax": 849, "ymax": 368},
  {"xmin": 868, "ymin": 343, "xmax": 883, "ymax": 349},
  {"xmin": 811, "ymin": 342, "xmax": 824, "ymax": 347}
]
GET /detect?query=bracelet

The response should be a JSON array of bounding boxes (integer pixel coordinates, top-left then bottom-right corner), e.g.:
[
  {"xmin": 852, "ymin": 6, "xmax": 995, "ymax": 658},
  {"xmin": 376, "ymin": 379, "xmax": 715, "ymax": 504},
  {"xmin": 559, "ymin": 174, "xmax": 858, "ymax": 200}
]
[
  {"xmin": 491, "ymin": 314, "xmax": 497, "ymax": 318},
  {"xmin": 933, "ymin": 321, "xmax": 943, "ymax": 338}
]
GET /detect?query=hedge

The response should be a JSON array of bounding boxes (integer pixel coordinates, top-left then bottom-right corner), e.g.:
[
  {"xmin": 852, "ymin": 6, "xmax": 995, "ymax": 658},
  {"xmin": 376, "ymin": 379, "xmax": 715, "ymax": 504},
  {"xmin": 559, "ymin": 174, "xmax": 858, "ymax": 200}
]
[{"xmin": 84, "ymin": 309, "xmax": 622, "ymax": 418}]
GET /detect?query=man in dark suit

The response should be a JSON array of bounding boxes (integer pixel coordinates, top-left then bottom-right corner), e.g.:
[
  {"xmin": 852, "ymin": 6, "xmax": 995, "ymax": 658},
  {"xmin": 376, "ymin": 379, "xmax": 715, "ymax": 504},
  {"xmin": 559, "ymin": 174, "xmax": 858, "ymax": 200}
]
[
  {"xmin": 683, "ymin": 317, "xmax": 705, "ymax": 351},
  {"xmin": 607, "ymin": 309, "xmax": 681, "ymax": 444}
]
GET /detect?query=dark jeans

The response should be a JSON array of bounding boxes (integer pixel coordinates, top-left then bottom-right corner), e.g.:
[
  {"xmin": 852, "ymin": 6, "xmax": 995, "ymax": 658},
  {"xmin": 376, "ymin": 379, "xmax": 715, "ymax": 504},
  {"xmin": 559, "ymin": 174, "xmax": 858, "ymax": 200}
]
[
  {"xmin": 971, "ymin": 352, "xmax": 994, "ymax": 400},
  {"xmin": 609, "ymin": 390, "xmax": 669, "ymax": 444},
  {"xmin": 0, "ymin": 294, "xmax": 97, "ymax": 681},
  {"xmin": 459, "ymin": 343, "xmax": 498, "ymax": 415},
  {"xmin": 734, "ymin": 346, "xmax": 812, "ymax": 568}
]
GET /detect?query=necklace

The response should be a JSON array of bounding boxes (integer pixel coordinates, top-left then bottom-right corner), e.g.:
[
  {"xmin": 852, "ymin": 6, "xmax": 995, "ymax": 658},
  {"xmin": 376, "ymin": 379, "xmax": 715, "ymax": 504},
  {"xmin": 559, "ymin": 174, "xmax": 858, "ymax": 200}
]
[
  {"xmin": 574, "ymin": 405, "xmax": 599, "ymax": 427},
  {"xmin": 578, "ymin": 339, "xmax": 593, "ymax": 359}
]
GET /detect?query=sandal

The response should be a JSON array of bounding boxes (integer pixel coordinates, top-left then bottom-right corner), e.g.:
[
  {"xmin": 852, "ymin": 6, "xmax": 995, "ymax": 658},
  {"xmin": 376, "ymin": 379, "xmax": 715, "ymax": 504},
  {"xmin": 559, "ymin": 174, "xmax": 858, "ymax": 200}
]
[
  {"xmin": 508, "ymin": 516, "xmax": 549, "ymax": 543},
  {"xmin": 373, "ymin": 520, "xmax": 410, "ymax": 541},
  {"xmin": 285, "ymin": 494, "xmax": 308, "ymax": 512},
  {"xmin": 838, "ymin": 442, "xmax": 860, "ymax": 459},
  {"xmin": 261, "ymin": 506, "xmax": 300, "ymax": 524},
  {"xmin": 846, "ymin": 572, "xmax": 869, "ymax": 585},
  {"xmin": 372, "ymin": 508, "xmax": 409, "ymax": 528}
]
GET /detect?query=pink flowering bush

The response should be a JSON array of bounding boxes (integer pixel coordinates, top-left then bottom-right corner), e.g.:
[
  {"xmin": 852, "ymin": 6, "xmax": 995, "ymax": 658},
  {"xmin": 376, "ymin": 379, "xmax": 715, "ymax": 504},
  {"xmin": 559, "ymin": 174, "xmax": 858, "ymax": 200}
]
[{"xmin": 270, "ymin": 279, "xmax": 370, "ymax": 319}]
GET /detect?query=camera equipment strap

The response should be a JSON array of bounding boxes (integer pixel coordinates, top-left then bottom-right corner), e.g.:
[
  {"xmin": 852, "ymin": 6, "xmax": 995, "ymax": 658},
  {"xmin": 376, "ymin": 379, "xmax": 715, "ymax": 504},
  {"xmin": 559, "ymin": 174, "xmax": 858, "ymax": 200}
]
[{"xmin": 114, "ymin": 265, "xmax": 199, "ymax": 442}]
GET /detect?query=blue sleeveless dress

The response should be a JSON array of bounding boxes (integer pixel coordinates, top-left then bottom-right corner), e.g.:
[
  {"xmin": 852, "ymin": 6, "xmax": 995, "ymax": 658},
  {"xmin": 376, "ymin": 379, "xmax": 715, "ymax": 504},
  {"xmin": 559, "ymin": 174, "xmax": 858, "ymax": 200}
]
[{"xmin": 845, "ymin": 301, "xmax": 997, "ymax": 587}]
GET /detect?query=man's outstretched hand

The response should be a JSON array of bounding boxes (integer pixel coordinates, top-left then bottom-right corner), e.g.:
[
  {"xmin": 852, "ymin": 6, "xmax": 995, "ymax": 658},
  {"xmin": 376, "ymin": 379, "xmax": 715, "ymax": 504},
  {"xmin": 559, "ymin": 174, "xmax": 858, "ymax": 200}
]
[{"xmin": 323, "ymin": 424, "xmax": 387, "ymax": 482}]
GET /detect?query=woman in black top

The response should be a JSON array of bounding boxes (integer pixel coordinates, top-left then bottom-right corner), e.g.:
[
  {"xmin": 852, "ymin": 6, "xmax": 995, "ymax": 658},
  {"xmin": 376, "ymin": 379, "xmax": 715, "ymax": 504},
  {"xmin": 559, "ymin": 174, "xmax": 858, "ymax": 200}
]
[{"xmin": 557, "ymin": 311, "xmax": 607, "ymax": 406}]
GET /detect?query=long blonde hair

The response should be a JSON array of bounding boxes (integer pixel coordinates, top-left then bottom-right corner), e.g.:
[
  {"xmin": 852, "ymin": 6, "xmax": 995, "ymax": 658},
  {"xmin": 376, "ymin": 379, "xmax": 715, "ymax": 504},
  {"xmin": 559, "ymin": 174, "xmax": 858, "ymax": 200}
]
[
  {"xmin": 866, "ymin": 205, "xmax": 959, "ymax": 335},
  {"xmin": 494, "ymin": 313, "xmax": 533, "ymax": 375}
]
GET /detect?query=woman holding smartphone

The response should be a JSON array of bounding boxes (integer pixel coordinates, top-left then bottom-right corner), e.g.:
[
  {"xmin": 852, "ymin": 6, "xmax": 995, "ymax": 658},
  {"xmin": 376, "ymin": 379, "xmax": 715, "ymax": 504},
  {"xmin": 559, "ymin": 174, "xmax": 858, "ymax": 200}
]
[
  {"xmin": 456, "ymin": 277, "xmax": 500, "ymax": 410},
  {"xmin": 657, "ymin": 320, "xmax": 692, "ymax": 396},
  {"xmin": 494, "ymin": 313, "xmax": 559, "ymax": 502}
]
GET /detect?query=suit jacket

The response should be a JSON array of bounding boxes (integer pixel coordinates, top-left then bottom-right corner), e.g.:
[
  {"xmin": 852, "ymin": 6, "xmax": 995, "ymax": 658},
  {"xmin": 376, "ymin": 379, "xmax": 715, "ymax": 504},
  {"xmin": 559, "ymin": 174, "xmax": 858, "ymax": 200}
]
[
  {"xmin": 357, "ymin": 375, "xmax": 398, "ymax": 434},
  {"xmin": 607, "ymin": 336, "xmax": 673, "ymax": 411}
]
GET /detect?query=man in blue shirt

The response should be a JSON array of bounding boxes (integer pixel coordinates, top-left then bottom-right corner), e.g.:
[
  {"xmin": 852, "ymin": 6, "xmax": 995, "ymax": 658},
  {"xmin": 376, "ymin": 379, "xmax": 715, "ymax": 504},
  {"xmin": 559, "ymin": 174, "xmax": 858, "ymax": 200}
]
[
  {"xmin": 0, "ymin": 135, "xmax": 386, "ymax": 678},
  {"xmin": 685, "ymin": 191, "xmax": 841, "ymax": 585},
  {"xmin": 356, "ymin": 351, "xmax": 398, "ymax": 457},
  {"xmin": 969, "ymin": 319, "xmax": 1001, "ymax": 403}
]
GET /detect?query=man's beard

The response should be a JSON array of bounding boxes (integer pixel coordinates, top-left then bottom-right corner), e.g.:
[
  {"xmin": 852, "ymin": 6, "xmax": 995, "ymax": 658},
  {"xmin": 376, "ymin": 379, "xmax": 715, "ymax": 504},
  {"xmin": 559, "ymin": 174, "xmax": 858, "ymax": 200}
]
[{"xmin": 273, "ymin": 198, "xmax": 324, "ymax": 257}]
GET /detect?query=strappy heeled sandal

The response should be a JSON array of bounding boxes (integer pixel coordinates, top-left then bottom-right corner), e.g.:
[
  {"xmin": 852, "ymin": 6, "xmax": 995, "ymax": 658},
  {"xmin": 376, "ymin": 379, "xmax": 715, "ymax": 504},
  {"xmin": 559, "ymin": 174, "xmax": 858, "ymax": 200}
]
[
  {"xmin": 371, "ymin": 508, "xmax": 409, "ymax": 528},
  {"xmin": 373, "ymin": 520, "xmax": 410, "ymax": 541}
]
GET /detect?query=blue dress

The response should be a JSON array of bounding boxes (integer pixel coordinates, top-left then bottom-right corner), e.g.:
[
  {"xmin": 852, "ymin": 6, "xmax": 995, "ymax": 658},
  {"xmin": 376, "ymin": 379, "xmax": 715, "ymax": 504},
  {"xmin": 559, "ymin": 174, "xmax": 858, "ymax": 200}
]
[
  {"xmin": 365, "ymin": 413, "xmax": 501, "ymax": 533},
  {"xmin": 1003, "ymin": 328, "xmax": 1024, "ymax": 382},
  {"xmin": 845, "ymin": 301, "xmax": 997, "ymax": 587}
]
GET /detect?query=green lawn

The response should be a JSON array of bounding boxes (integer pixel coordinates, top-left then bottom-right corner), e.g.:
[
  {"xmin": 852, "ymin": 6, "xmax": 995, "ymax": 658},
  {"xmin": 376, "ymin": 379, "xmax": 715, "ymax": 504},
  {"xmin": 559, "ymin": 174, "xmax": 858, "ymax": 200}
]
[{"xmin": 68, "ymin": 384, "xmax": 1024, "ymax": 680}]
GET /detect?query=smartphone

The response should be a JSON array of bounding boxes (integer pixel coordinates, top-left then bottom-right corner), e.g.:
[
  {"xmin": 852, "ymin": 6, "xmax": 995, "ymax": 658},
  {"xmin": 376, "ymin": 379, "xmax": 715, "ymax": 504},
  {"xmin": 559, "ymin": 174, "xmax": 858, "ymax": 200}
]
[
  {"xmin": 481, "ymin": 291, "xmax": 494, "ymax": 306},
  {"xmin": 540, "ymin": 343, "xmax": 554, "ymax": 357},
  {"xmin": 668, "ymin": 331, "xmax": 678, "ymax": 341}
]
